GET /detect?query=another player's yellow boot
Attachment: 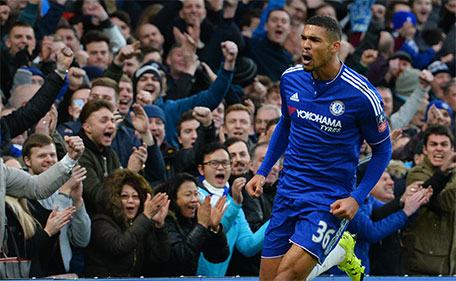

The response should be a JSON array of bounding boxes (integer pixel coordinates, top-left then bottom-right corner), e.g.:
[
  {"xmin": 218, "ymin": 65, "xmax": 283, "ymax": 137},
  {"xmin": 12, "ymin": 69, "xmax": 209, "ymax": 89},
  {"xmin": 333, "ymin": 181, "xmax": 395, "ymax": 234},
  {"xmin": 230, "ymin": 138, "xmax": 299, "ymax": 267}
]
[{"xmin": 337, "ymin": 231, "xmax": 365, "ymax": 281}]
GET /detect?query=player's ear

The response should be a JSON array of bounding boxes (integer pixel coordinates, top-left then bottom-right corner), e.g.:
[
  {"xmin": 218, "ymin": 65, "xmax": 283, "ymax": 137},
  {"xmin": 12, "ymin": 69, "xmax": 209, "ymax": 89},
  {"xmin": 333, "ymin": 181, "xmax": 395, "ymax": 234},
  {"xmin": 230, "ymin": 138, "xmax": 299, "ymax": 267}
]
[{"xmin": 331, "ymin": 41, "xmax": 341, "ymax": 53}]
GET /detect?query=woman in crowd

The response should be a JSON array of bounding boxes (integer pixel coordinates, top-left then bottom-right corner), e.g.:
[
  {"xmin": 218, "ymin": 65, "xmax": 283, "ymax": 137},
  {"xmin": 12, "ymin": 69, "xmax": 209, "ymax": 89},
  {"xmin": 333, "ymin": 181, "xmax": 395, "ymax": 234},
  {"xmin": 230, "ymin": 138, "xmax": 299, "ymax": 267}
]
[
  {"xmin": 83, "ymin": 169, "xmax": 170, "ymax": 277},
  {"xmin": 154, "ymin": 173, "xmax": 229, "ymax": 277}
]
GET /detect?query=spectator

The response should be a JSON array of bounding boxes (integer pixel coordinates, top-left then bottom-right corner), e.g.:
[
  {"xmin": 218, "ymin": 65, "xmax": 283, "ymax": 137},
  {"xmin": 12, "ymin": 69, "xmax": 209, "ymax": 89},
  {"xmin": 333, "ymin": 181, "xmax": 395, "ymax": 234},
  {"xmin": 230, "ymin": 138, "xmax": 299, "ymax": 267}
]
[
  {"xmin": 55, "ymin": 24, "xmax": 81, "ymax": 54},
  {"xmin": 442, "ymin": 78, "xmax": 456, "ymax": 113},
  {"xmin": 57, "ymin": 77, "xmax": 148, "ymax": 168},
  {"xmin": 428, "ymin": 60, "xmax": 452, "ymax": 101},
  {"xmin": 393, "ymin": 68, "xmax": 421, "ymax": 113},
  {"xmin": 77, "ymin": 99, "xmax": 160, "ymax": 214},
  {"xmin": 154, "ymin": 173, "xmax": 229, "ymax": 276},
  {"xmin": 343, "ymin": 168, "xmax": 431, "ymax": 275},
  {"xmin": 144, "ymin": 104, "xmax": 216, "ymax": 179},
  {"xmin": 133, "ymin": 41, "xmax": 238, "ymax": 147},
  {"xmin": 196, "ymin": 142, "xmax": 268, "ymax": 276},
  {"xmin": 227, "ymin": 5, "xmax": 292, "ymax": 81},
  {"xmin": 110, "ymin": 10, "xmax": 134, "ymax": 43},
  {"xmin": 254, "ymin": 104, "xmax": 281, "ymax": 141},
  {"xmin": 403, "ymin": 124, "xmax": 456, "ymax": 275},
  {"xmin": 0, "ymin": 132, "xmax": 85, "ymax": 259},
  {"xmin": 177, "ymin": 110, "xmax": 199, "ymax": 149},
  {"xmin": 424, "ymin": 100, "xmax": 453, "ymax": 127},
  {"xmin": 22, "ymin": 133, "xmax": 90, "ymax": 276},
  {"xmin": 223, "ymin": 104, "xmax": 254, "ymax": 146},
  {"xmin": 164, "ymin": 40, "xmax": 212, "ymax": 101},
  {"xmin": 225, "ymin": 139, "xmax": 274, "ymax": 276},
  {"xmin": 135, "ymin": 23, "xmax": 165, "ymax": 54},
  {"xmin": 379, "ymin": 69, "xmax": 433, "ymax": 130},
  {"xmin": 263, "ymin": 82, "xmax": 281, "ymax": 107},
  {"xmin": 1, "ymin": 21, "xmax": 36, "ymax": 98},
  {"xmin": 212, "ymin": 102, "xmax": 225, "ymax": 139},
  {"xmin": 122, "ymin": 52, "xmax": 144, "ymax": 79},
  {"xmin": 83, "ymin": 169, "xmax": 170, "ymax": 277},
  {"xmin": 57, "ymin": 86, "xmax": 90, "ymax": 125},
  {"xmin": 81, "ymin": 30, "xmax": 112, "ymax": 69},
  {"xmin": 153, "ymin": 0, "xmax": 215, "ymax": 57},
  {"xmin": 80, "ymin": 0, "xmax": 126, "ymax": 53},
  {"xmin": 1, "ymin": 46, "xmax": 73, "ymax": 157}
]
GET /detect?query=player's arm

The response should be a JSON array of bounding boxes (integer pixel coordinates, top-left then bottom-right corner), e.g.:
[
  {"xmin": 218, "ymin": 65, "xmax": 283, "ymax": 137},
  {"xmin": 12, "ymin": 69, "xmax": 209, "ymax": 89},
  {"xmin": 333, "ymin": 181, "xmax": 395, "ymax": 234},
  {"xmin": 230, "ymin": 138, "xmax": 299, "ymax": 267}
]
[
  {"xmin": 332, "ymin": 84, "xmax": 392, "ymax": 219},
  {"xmin": 246, "ymin": 79, "xmax": 291, "ymax": 197}
]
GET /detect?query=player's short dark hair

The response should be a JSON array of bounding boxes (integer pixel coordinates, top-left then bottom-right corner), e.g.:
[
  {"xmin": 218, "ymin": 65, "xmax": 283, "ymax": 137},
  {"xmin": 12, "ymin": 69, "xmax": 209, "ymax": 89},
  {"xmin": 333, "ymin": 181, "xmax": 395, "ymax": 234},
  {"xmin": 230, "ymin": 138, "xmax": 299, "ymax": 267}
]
[
  {"xmin": 196, "ymin": 142, "xmax": 228, "ymax": 165},
  {"xmin": 305, "ymin": 15, "xmax": 342, "ymax": 41},
  {"xmin": 423, "ymin": 124, "xmax": 454, "ymax": 147}
]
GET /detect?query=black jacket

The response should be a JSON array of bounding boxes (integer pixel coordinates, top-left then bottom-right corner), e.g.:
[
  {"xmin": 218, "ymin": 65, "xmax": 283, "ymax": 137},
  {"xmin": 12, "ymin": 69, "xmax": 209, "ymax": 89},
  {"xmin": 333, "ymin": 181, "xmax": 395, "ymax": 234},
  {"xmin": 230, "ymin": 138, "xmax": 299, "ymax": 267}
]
[
  {"xmin": 0, "ymin": 71, "xmax": 65, "ymax": 156},
  {"xmin": 153, "ymin": 213, "xmax": 229, "ymax": 277}
]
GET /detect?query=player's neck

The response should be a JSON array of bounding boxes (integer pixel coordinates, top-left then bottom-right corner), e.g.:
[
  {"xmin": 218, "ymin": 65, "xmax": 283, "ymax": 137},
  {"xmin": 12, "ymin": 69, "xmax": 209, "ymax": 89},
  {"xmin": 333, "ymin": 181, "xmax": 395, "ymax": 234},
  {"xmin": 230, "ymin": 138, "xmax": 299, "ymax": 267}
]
[{"xmin": 312, "ymin": 57, "xmax": 342, "ymax": 81}]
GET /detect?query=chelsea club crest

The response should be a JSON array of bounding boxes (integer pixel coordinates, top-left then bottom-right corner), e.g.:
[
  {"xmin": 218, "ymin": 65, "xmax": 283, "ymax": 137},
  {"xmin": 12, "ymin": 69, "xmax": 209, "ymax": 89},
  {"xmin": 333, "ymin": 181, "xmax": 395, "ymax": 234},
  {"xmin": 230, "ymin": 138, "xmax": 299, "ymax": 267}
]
[{"xmin": 329, "ymin": 100, "xmax": 345, "ymax": 116}]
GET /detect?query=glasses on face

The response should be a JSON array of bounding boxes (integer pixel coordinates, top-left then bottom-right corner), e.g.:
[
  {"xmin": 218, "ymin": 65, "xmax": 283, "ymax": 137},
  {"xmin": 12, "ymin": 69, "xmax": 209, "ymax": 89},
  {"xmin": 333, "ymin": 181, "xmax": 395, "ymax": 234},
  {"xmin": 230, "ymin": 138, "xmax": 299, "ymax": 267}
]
[{"xmin": 203, "ymin": 160, "xmax": 231, "ymax": 169}]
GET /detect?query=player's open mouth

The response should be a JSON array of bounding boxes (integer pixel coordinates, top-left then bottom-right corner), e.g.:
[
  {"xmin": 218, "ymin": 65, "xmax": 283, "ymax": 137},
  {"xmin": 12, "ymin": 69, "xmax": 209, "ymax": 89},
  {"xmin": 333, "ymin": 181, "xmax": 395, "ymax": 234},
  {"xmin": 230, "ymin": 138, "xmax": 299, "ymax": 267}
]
[{"xmin": 302, "ymin": 54, "xmax": 312, "ymax": 64}]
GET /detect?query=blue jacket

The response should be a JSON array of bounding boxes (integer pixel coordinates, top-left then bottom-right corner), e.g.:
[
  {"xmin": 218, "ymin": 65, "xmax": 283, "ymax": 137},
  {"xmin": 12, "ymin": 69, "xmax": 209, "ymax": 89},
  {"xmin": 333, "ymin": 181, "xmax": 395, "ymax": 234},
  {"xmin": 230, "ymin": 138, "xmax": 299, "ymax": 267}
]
[
  {"xmin": 400, "ymin": 39, "xmax": 436, "ymax": 69},
  {"xmin": 331, "ymin": 196, "xmax": 409, "ymax": 275},
  {"xmin": 159, "ymin": 68, "xmax": 233, "ymax": 147},
  {"xmin": 196, "ymin": 187, "xmax": 269, "ymax": 276}
]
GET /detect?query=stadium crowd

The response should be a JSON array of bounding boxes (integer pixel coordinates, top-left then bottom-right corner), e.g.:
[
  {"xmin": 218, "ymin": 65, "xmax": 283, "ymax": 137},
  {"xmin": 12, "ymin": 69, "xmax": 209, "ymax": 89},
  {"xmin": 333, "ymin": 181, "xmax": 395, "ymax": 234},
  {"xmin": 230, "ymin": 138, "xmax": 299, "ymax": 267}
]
[{"xmin": 0, "ymin": 0, "xmax": 455, "ymax": 278}]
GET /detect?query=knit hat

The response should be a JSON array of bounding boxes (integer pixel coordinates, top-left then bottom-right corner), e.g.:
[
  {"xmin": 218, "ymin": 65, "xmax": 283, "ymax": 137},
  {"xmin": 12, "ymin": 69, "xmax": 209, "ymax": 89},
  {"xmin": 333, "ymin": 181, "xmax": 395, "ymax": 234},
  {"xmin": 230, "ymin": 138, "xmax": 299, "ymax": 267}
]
[
  {"xmin": 143, "ymin": 104, "xmax": 166, "ymax": 124},
  {"xmin": 133, "ymin": 63, "xmax": 162, "ymax": 94},
  {"xmin": 425, "ymin": 100, "xmax": 453, "ymax": 122},
  {"xmin": 392, "ymin": 11, "xmax": 417, "ymax": 31},
  {"xmin": 389, "ymin": 51, "xmax": 412, "ymax": 64},
  {"xmin": 143, "ymin": 60, "xmax": 168, "ymax": 74},
  {"xmin": 82, "ymin": 65, "xmax": 104, "ymax": 80},
  {"xmin": 427, "ymin": 60, "xmax": 450, "ymax": 76},
  {"xmin": 395, "ymin": 68, "xmax": 421, "ymax": 97},
  {"xmin": 27, "ymin": 66, "xmax": 45, "ymax": 80},
  {"xmin": 232, "ymin": 57, "xmax": 257, "ymax": 87}
]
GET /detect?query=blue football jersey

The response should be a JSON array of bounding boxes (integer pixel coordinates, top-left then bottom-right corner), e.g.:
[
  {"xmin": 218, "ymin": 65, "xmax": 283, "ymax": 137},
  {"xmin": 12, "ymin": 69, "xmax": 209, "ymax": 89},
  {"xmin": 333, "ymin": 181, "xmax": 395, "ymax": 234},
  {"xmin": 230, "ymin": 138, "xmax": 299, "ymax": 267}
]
[{"xmin": 275, "ymin": 64, "xmax": 390, "ymax": 209}]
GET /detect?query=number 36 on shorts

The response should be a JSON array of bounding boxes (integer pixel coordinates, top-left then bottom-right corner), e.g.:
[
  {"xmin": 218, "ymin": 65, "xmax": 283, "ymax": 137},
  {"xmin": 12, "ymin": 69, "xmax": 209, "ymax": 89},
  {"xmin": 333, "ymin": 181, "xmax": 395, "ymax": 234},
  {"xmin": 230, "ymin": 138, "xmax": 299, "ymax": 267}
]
[{"xmin": 312, "ymin": 220, "xmax": 336, "ymax": 250}]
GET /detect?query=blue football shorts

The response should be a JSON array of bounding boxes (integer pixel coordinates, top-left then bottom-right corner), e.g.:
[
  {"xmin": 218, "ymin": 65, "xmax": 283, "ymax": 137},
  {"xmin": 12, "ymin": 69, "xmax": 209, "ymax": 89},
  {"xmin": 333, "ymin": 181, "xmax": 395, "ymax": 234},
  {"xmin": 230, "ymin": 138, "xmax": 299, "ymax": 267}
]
[{"xmin": 262, "ymin": 194, "xmax": 348, "ymax": 264}]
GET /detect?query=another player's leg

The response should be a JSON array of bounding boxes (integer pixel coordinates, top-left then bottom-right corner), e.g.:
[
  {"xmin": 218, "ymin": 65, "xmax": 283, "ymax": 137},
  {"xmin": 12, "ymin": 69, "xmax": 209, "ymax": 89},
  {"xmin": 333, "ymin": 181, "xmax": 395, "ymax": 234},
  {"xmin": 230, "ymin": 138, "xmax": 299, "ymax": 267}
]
[
  {"xmin": 273, "ymin": 244, "xmax": 318, "ymax": 281},
  {"xmin": 259, "ymin": 257, "xmax": 282, "ymax": 281}
]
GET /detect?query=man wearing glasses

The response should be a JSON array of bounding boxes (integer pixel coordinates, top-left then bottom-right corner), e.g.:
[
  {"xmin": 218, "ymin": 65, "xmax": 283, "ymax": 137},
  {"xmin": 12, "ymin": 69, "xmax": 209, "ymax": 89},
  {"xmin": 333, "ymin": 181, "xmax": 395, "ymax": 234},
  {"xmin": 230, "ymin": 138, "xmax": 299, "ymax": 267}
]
[{"xmin": 195, "ymin": 142, "xmax": 269, "ymax": 277}]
